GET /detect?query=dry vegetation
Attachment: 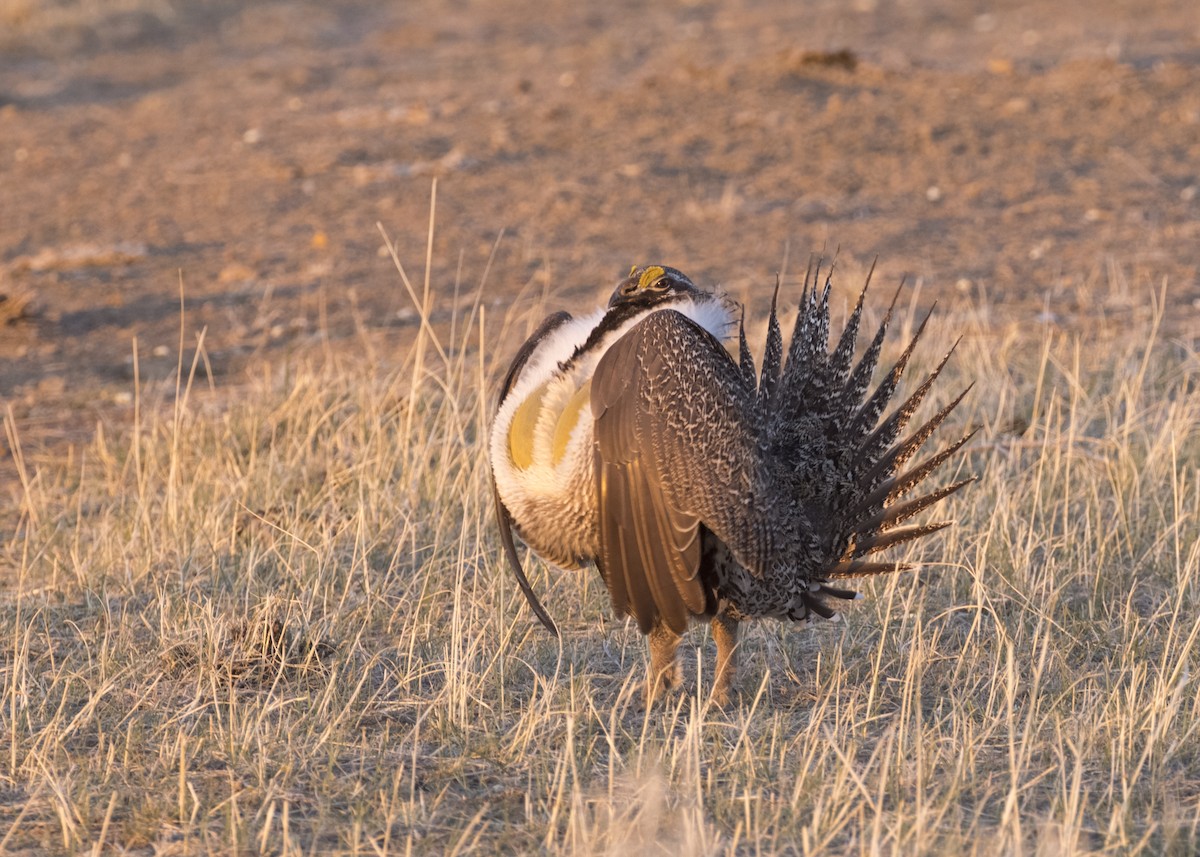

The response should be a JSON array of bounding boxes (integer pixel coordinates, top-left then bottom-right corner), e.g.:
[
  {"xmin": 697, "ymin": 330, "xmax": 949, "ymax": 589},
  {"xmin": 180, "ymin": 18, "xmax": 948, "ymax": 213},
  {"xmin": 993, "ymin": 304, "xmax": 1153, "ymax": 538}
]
[
  {"xmin": 0, "ymin": 0, "xmax": 200, "ymax": 39},
  {"xmin": 2, "ymin": 230, "xmax": 1199, "ymax": 855}
]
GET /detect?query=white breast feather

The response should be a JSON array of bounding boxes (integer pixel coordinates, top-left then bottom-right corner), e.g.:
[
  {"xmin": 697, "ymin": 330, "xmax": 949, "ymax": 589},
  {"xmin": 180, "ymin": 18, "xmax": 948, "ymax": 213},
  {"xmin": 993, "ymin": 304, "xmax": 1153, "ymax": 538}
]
[{"xmin": 491, "ymin": 295, "xmax": 735, "ymax": 567}]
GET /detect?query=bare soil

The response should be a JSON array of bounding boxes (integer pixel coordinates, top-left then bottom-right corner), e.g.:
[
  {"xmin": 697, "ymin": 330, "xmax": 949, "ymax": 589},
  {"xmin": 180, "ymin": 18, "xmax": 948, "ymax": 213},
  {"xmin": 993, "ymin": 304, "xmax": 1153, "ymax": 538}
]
[{"xmin": 2, "ymin": 0, "xmax": 1199, "ymax": 464}]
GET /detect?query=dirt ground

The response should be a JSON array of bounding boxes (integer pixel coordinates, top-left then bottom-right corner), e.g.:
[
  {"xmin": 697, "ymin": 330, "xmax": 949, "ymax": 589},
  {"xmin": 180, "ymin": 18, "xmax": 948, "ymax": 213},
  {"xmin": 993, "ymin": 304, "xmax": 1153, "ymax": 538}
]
[{"xmin": 1, "ymin": 0, "xmax": 1199, "ymax": 472}]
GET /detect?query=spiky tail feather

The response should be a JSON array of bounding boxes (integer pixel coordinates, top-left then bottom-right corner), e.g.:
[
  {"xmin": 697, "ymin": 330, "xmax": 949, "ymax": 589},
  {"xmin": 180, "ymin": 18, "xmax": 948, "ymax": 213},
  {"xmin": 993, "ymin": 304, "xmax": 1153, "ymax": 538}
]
[{"xmin": 760, "ymin": 260, "xmax": 973, "ymax": 614}]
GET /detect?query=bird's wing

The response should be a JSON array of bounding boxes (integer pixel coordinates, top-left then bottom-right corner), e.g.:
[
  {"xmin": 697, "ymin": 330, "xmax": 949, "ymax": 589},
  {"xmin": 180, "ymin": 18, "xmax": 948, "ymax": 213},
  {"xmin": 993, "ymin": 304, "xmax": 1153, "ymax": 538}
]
[
  {"xmin": 492, "ymin": 310, "xmax": 573, "ymax": 637},
  {"xmin": 591, "ymin": 309, "xmax": 769, "ymax": 634}
]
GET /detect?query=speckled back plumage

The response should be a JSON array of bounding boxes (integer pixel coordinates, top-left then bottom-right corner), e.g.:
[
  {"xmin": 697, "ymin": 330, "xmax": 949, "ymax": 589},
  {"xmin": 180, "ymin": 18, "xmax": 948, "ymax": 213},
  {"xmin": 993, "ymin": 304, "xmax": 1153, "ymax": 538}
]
[{"xmin": 586, "ymin": 262, "xmax": 974, "ymax": 633}]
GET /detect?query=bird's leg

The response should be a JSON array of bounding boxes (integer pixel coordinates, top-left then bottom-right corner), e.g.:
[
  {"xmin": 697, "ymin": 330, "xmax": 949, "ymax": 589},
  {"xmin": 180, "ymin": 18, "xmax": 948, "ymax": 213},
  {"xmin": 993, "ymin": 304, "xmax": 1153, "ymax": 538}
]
[
  {"xmin": 645, "ymin": 623, "xmax": 682, "ymax": 706},
  {"xmin": 710, "ymin": 609, "xmax": 740, "ymax": 706}
]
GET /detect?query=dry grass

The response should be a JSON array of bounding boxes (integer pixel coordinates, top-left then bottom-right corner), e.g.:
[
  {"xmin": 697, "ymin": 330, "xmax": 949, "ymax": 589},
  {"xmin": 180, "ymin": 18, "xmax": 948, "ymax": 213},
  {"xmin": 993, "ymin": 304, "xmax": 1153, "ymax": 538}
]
[
  {"xmin": 0, "ymin": 0, "xmax": 174, "ymax": 31},
  {"xmin": 0, "ymin": 0, "xmax": 225, "ymax": 53},
  {"xmin": 0, "ymin": 284, "xmax": 35, "ymax": 326},
  {"xmin": 1, "ymin": 231, "xmax": 1199, "ymax": 855}
]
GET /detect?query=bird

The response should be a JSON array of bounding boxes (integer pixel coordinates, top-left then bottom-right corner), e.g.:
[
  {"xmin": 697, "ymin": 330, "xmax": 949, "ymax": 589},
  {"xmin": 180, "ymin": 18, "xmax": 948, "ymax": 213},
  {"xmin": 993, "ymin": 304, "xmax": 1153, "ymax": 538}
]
[{"xmin": 489, "ymin": 262, "xmax": 973, "ymax": 705}]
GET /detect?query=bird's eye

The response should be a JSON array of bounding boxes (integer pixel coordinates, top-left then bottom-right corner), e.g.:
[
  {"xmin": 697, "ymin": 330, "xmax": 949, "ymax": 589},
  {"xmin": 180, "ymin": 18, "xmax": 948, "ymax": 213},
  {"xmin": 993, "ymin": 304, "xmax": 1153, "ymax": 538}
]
[{"xmin": 651, "ymin": 278, "xmax": 669, "ymax": 290}]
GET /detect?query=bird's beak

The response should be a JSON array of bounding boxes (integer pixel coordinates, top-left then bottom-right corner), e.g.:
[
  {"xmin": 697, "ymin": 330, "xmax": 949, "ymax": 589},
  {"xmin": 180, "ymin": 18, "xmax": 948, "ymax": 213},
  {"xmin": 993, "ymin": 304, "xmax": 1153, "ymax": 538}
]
[
  {"xmin": 609, "ymin": 265, "xmax": 665, "ymax": 307},
  {"xmin": 608, "ymin": 274, "xmax": 640, "ymax": 307}
]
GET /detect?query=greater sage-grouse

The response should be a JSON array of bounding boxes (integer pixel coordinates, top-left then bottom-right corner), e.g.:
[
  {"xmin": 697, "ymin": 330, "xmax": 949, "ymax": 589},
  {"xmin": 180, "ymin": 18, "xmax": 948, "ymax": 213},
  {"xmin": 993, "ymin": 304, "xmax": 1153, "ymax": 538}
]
[{"xmin": 490, "ymin": 263, "xmax": 973, "ymax": 704}]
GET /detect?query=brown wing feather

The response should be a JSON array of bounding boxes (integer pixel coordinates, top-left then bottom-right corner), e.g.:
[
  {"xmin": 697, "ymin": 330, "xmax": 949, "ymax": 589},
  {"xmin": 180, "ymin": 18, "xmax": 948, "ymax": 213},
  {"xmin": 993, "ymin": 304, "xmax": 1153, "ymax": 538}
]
[
  {"xmin": 591, "ymin": 309, "xmax": 764, "ymax": 634},
  {"xmin": 491, "ymin": 310, "xmax": 573, "ymax": 637}
]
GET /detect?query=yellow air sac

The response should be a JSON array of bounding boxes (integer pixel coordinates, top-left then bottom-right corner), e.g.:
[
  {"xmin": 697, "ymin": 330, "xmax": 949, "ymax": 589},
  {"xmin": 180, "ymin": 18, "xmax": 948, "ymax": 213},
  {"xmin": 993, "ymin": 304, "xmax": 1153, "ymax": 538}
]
[
  {"xmin": 508, "ymin": 381, "xmax": 548, "ymax": 470},
  {"xmin": 552, "ymin": 380, "xmax": 592, "ymax": 465}
]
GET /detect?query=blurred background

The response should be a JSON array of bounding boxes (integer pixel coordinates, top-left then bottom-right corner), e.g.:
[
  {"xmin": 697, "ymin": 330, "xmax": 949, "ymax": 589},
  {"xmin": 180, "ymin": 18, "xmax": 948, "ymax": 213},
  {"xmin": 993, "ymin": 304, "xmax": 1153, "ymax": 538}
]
[{"xmin": 1, "ymin": 0, "xmax": 1198, "ymax": 449}]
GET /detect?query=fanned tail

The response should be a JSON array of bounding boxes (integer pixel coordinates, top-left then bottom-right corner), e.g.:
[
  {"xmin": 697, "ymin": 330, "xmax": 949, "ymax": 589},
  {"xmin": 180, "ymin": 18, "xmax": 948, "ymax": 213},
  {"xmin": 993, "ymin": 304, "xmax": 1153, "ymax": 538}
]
[{"xmin": 752, "ymin": 261, "xmax": 973, "ymax": 619}]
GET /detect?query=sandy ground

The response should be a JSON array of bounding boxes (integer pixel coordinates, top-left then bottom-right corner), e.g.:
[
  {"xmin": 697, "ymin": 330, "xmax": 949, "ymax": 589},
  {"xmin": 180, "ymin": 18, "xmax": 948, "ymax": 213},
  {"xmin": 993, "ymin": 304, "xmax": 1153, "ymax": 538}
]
[{"xmin": 1, "ymin": 0, "xmax": 1199, "ymax": 468}]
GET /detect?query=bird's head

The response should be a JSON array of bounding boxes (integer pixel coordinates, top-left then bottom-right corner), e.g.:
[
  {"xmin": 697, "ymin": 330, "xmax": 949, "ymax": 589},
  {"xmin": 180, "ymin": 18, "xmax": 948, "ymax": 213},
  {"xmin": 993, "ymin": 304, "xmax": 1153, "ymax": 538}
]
[{"xmin": 608, "ymin": 265, "xmax": 702, "ymax": 309}]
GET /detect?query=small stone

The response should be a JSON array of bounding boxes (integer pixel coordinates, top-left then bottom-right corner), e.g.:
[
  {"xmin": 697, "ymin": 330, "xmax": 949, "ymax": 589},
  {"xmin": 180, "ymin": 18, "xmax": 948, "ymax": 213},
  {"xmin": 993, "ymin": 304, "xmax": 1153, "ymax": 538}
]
[
  {"xmin": 243, "ymin": 128, "xmax": 262, "ymax": 144},
  {"xmin": 404, "ymin": 103, "xmax": 432, "ymax": 125},
  {"xmin": 219, "ymin": 263, "xmax": 255, "ymax": 284},
  {"xmin": 37, "ymin": 376, "xmax": 66, "ymax": 397},
  {"xmin": 926, "ymin": 185, "xmax": 942, "ymax": 202}
]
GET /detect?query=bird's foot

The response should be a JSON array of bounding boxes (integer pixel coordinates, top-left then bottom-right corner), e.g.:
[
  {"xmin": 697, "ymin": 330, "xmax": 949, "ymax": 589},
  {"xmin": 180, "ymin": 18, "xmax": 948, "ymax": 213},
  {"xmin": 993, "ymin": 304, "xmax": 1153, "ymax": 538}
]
[
  {"xmin": 643, "ymin": 662, "xmax": 682, "ymax": 708},
  {"xmin": 709, "ymin": 679, "xmax": 741, "ymax": 708}
]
